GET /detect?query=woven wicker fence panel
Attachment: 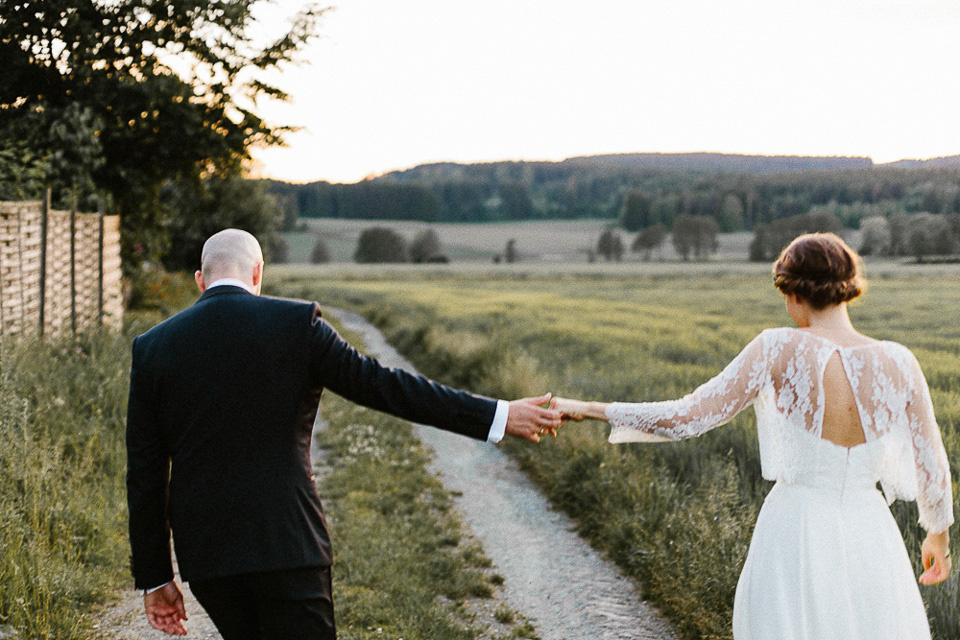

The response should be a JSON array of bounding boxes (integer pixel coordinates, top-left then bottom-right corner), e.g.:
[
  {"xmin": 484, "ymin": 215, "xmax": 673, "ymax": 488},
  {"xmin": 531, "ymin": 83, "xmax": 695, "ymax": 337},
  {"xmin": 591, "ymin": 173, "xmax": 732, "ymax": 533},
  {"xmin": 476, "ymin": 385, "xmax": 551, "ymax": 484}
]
[
  {"xmin": 0, "ymin": 202, "xmax": 42, "ymax": 337},
  {"xmin": 44, "ymin": 210, "xmax": 74, "ymax": 336},
  {"xmin": 0, "ymin": 200, "xmax": 124, "ymax": 337},
  {"xmin": 102, "ymin": 215, "xmax": 124, "ymax": 331}
]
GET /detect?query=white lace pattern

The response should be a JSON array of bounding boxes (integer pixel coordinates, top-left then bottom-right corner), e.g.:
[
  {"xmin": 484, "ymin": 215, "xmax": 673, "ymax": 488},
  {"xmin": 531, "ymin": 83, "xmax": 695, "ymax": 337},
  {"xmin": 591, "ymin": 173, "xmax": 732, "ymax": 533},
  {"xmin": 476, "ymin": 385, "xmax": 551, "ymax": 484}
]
[{"xmin": 607, "ymin": 327, "xmax": 954, "ymax": 534}]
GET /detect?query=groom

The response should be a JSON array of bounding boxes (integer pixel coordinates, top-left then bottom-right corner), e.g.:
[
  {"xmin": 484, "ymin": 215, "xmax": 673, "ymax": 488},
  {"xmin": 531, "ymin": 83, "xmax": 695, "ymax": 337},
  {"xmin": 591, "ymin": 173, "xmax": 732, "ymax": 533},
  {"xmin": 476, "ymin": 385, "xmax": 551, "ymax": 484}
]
[{"xmin": 126, "ymin": 228, "xmax": 562, "ymax": 639}]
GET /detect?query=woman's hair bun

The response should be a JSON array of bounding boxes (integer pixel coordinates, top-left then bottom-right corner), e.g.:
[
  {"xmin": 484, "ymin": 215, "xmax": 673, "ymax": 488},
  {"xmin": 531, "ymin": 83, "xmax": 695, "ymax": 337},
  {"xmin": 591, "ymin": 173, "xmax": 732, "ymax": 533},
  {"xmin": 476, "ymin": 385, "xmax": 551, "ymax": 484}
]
[{"xmin": 773, "ymin": 233, "xmax": 866, "ymax": 309}]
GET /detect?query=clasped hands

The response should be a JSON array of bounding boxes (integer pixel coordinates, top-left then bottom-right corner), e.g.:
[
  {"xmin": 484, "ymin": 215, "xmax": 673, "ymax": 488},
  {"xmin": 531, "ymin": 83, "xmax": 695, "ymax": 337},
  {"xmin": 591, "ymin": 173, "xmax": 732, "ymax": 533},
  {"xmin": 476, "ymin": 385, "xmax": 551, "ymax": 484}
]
[{"xmin": 504, "ymin": 394, "xmax": 604, "ymax": 443}]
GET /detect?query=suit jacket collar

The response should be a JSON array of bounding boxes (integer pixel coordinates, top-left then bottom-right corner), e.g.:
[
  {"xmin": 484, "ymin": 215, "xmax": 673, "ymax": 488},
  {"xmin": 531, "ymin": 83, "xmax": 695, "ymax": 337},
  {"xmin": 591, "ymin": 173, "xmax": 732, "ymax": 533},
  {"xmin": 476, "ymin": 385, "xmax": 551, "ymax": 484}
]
[{"xmin": 196, "ymin": 285, "xmax": 254, "ymax": 304}]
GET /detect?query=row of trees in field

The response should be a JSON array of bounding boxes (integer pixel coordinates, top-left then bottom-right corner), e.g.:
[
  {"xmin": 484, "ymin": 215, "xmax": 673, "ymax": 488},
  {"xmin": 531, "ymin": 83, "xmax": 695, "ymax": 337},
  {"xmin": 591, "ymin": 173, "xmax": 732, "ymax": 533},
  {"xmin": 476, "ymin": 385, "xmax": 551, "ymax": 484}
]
[
  {"xmin": 353, "ymin": 228, "xmax": 449, "ymax": 264},
  {"xmin": 594, "ymin": 215, "xmax": 720, "ymax": 262}
]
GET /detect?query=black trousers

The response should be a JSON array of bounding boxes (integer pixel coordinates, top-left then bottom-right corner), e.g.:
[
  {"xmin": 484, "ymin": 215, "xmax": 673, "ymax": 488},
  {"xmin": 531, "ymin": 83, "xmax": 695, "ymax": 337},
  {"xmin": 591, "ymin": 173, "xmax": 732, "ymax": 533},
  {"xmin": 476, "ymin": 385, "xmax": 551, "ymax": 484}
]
[{"xmin": 189, "ymin": 566, "xmax": 335, "ymax": 640}]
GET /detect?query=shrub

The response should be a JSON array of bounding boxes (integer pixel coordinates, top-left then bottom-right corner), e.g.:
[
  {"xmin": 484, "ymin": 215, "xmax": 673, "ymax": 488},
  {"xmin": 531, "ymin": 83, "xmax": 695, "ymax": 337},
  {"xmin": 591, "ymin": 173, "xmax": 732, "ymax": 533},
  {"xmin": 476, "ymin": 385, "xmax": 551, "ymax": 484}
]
[
  {"xmin": 354, "ymin": 227, "xmax": 409, "ymax": 263},
  {"xmin": 410, "ymin": 229, "xmax": 445, "ymax": 263},
  {"xmin": 310, "ymin": 233, "xmax": 332, "ymax": 264}
]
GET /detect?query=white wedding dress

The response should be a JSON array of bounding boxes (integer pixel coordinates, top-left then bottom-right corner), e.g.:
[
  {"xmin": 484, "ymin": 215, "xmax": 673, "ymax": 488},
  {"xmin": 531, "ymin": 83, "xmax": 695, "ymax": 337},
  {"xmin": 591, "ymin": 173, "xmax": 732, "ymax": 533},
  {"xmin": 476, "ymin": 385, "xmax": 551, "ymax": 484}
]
[{"xmin": 605, "ymin": 327, "xmax": 953, "ymax": 640}]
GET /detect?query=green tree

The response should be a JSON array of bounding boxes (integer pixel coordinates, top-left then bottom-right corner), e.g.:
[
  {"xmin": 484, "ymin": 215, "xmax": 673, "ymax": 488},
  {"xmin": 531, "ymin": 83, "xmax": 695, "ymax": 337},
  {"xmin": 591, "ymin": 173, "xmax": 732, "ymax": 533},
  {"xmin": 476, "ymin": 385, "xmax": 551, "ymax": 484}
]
[
  {"xmin": 0, "ymin": 0, "xmax": 324, "ymax": 268},
  {"xmin": 672, "ymin": 215, "xmax": 719, "ymax": 261},
  {"xmin": 310, "ymin": 233, "xmax": 332, "ymax": 264},
  {"xmin": 718, "ymin": 193, "xmax": 745, "ymax": 231},
  {"xmin": 908, "ymin": 213, "xmax": 954, "ymax": 262},
  {"xmin": 749, "ymin": 212, "xmax": 843, "ymax": 262},
  {"xmin": 410, "ymin": 229, "xmax": 444, "ymax": 263},
  {"xmin": 596, "ymin": 228, "xmax": 625, "ymax": 261},
  {"xmin": 504, "ymin": 239, "xmax": 519, "ymax": 264},
  {"xmin": 632, "ymin": 223, "xmax": 667, "ymax": 261},
  {"xmin": 619, "ymin": 190, "xmax": 653, "ymax": 232},
  {"xmin": 354, "ymin": 227, "xmax": 409, "ymax": 263},
  {"xmin": 161, "ymin": 176, "xmax": 284, "ymax": 270},
  {"xmin": 45, "ymin": 103, "xmax": 104, "ymax": 209},
  {"xmin": 858, "ymin": 216, "xmax": 891, "ymax": 256}
]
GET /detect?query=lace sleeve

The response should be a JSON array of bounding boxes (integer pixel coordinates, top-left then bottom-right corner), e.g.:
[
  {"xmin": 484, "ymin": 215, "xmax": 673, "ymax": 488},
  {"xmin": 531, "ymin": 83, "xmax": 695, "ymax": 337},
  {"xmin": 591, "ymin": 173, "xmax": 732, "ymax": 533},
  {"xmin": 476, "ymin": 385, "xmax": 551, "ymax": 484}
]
[
  {"xmin": 608, "ymin": 332, "xmax": 768, "ymax": 443},
  {"xmin": 904, "ymin": 350, "xmax": 954, "ymax": 534}
]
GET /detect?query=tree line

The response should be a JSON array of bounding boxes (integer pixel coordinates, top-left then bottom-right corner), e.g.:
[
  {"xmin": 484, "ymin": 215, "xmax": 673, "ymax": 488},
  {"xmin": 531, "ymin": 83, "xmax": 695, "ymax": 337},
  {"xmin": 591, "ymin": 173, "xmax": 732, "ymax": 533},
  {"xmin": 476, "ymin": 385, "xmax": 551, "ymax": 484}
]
[{"xmin": 268, "ymin": 158, "xmax": 960, "ymax": 234}]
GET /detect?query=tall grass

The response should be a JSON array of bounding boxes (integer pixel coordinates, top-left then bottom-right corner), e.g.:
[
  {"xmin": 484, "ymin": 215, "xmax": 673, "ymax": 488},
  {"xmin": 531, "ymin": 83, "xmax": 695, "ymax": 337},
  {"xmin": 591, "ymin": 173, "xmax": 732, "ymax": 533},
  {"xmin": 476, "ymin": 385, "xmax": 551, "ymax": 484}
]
[
  {"xmin": 0, "ymin": 333, "xmax": 131, "ymax": 638},
  {"xmin": 0, "ymin": 271, "xmax": 197, "ymax": 639},
  {"xmin": 272, "ymin": 268, "xmax": 960, "ymax": 640}
]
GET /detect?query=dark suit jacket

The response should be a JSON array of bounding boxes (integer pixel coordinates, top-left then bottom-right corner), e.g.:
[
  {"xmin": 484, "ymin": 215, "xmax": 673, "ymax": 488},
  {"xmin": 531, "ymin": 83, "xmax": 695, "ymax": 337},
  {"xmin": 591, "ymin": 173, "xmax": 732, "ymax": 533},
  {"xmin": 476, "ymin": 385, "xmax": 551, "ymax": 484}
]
[{"xmin": 126, "ymin": 285, "xmax": 497, "ymax": 589}]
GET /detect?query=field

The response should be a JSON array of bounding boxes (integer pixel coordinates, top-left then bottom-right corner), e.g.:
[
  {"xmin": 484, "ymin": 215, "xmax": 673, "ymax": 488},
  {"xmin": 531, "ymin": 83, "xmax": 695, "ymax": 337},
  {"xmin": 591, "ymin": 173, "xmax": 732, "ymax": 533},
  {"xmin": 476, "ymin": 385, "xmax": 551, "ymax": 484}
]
[
  {"xmin": 270, "ymin": 261, "xmax": 960, "ymax": 640},
  {"xmin": 283, "ymin": 219, "xmax": 789, "ymax": 264}
]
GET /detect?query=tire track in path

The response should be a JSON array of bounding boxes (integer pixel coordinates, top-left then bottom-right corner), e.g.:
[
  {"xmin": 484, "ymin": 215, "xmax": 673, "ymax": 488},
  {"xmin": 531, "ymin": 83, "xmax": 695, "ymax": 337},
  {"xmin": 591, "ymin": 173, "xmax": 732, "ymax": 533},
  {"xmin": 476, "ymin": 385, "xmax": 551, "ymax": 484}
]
[{"xmin": 328, "ymin": 308, "xmax": 677, "ymax": 640}]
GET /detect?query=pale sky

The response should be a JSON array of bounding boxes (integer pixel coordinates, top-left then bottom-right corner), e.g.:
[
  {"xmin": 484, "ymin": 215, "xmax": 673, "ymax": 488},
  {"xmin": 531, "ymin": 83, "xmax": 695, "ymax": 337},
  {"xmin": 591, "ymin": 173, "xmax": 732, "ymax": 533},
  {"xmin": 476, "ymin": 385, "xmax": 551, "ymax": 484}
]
[{"xmin": 246, "ymin": 0, "xmax": 960, "ymax": 184}]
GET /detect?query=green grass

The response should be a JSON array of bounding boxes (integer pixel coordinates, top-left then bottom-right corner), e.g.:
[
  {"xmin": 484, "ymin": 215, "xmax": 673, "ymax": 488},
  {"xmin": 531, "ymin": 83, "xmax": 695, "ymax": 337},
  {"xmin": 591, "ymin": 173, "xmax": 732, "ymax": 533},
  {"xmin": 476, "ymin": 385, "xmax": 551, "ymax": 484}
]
[
  {"xmin": 270, "ymin": 264, "xmax": 960, "ymax": 640},
  {"xmin": 0, "ymin": 270, "xmax": 198, "ymax": 639},
  {"xmin": 0, "ymin": 332, "xmax": 133, "ymax": 638},
  {"xmin": 316, "ymin": 391, "xmax": 529, "ymax": 639}
]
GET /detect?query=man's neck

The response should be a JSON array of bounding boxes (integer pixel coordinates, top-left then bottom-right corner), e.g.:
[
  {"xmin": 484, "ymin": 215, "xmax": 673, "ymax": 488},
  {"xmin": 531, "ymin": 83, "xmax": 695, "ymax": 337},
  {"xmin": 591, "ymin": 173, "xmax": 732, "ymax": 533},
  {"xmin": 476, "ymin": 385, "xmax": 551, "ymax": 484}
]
[{"xmin": 207, "ymin": 278, "xmax": 254, "ymax": 293}]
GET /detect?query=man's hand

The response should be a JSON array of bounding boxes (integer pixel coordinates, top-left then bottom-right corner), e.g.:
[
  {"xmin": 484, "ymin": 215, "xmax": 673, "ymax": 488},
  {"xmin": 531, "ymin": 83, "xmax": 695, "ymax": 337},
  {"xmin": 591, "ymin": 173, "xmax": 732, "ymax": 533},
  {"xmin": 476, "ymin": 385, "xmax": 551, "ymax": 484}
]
[
  {"xmin": 505, "ymin": 393, "xmax": 563, "ymax": 443},
  {"xmin": 144, "ymin": 581, "xmax": 188, "ymax": 635}
]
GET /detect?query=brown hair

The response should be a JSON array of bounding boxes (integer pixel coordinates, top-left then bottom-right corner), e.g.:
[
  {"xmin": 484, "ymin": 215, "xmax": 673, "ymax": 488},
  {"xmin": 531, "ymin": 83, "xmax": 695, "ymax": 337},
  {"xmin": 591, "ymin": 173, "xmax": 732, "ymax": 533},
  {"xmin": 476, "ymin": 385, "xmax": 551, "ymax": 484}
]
[{"xmin": 773, "ymin": 233, "xmax": 866, "ymax": 309}]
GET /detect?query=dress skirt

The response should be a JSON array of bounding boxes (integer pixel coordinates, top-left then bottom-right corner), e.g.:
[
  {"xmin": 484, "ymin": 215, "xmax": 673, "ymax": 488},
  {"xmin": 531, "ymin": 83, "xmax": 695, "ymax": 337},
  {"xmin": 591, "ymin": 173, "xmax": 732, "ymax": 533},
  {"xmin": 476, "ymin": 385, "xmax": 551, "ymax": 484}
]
[{"xmin": 733, "ymin": 481, "xmax": 930, "ymax": 640}]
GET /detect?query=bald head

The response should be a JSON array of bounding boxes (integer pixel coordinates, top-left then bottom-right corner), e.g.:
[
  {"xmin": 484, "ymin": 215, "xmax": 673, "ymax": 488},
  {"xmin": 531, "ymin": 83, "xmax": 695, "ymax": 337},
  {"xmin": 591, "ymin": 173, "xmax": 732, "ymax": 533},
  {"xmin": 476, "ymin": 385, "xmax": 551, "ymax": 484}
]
[{"xmin": 196, "ymin": 229, "xmax": 264, "ymax": 294}]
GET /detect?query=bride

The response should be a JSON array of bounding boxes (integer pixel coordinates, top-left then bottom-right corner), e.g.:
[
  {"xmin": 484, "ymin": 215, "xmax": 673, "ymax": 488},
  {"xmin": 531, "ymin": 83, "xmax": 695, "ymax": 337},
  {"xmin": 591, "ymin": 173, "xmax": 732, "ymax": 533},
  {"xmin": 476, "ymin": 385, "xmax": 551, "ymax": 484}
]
[{"xmin": 553, "ymin": 233, "xmax": 953, "ymax": 639}]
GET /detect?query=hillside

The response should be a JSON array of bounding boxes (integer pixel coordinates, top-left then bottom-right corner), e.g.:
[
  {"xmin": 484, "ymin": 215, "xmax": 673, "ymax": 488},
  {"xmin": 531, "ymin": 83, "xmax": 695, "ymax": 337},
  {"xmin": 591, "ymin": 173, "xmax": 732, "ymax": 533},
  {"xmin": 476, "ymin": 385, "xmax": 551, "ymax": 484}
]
[
  {"xmin": 386, "ymin": 152, "xmax": 874, "ymax": 181},
  {"xmin": 267, "ymin": 151, "xmax": 960, "ymax": 229}
]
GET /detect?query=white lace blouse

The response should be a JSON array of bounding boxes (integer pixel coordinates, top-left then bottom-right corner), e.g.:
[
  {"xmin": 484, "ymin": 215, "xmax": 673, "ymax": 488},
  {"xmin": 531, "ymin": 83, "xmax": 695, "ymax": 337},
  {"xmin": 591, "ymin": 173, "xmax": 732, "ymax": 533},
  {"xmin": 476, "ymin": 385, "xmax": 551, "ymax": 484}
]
[{"xmin": 606, "ymin": 327, "xmax": 954, "ymax": 534}]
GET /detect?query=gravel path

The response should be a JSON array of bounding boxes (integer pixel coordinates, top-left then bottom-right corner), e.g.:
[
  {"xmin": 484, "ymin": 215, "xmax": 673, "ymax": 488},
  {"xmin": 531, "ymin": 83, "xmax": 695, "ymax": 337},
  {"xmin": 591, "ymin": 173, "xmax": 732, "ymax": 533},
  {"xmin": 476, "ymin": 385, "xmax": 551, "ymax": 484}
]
[{"xmin": 328, "ymin": 308, "xmax": 678, "ymax": 640}]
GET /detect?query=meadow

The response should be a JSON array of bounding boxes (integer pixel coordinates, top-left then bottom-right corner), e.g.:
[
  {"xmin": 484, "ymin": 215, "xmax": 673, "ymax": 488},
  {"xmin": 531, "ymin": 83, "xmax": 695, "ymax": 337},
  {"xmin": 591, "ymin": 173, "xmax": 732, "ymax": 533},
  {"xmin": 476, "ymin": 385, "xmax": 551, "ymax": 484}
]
[
  {"xmin": 283, "ymin": 219, "xmax": 769, "ymax": 264},
  {"xmin": 271, "ymin": 261, "xmax": 960, "ymax": 640}
]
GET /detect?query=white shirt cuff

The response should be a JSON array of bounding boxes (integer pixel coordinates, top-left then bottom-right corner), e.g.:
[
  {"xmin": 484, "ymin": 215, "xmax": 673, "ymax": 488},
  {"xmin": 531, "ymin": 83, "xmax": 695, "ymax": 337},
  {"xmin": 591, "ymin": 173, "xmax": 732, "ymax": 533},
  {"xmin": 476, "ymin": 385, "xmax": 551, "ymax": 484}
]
[
  {"xmin": 144, "ymin": 581, "xmax": 171, "ymax": 595},
  {"xmin": 487, "ymin": 399, "xmax": 509, "ymax": 443}
]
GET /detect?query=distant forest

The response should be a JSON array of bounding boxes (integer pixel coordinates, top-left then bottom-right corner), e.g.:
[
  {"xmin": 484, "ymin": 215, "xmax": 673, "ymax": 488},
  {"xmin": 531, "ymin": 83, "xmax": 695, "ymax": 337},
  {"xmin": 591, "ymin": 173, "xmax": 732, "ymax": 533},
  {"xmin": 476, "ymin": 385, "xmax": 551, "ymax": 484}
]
[{"xmin": 266, "ymin": 152, "xmax": 960, "ymax": 232}]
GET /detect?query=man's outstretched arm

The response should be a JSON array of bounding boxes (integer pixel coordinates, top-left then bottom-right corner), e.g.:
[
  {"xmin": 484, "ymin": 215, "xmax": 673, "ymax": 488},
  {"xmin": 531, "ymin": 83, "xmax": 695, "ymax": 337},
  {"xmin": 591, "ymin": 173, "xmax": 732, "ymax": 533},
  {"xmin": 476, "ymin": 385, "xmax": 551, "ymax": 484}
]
[{"xmin": 309, "ymin": 312, "xmax": 561, "ymax": 441}]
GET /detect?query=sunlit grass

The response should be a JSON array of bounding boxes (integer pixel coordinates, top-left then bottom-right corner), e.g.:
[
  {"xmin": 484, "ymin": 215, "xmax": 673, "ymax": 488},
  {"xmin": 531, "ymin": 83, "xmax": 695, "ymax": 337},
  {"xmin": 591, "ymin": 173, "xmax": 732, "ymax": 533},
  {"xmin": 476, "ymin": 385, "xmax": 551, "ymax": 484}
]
[{"xmin": 271, "ymin": 265, "xmax": 960, "ymax": 640}]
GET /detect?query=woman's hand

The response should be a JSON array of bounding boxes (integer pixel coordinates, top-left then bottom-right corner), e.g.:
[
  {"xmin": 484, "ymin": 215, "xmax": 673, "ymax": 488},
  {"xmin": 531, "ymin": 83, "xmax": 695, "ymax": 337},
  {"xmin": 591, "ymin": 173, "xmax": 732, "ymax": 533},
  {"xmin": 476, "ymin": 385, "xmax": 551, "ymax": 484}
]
[
  {"xmin": 919, "ymin": 531, "xmax": 951, "ymax": 585},
  {"xmin": 552, "ymin": 397, "xmax": 609, "ymax": 423}
]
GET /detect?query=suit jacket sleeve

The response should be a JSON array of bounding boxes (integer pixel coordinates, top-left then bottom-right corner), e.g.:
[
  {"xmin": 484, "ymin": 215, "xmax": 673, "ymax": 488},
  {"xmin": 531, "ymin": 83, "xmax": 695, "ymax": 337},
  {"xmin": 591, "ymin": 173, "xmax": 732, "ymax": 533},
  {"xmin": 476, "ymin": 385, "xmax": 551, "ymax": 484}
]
[
  {"xmin": 125, "ymin": 336, "xmax": 175, "ymax": 590},
  {"xmin": 309, "ymin": 307, "xmax": 497, "ymax": 440}
]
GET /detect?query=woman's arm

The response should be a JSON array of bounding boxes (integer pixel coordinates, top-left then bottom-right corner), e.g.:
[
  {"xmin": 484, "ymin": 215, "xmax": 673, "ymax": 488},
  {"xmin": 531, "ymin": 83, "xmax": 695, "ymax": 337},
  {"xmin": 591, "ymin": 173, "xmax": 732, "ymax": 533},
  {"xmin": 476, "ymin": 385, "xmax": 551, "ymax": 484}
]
[
  {"xmin": 557, "ymin": 332, "xmax": 768, "ymax": 443},
  {"xmin": 904, "ymin": 348, "xmax": 954, "ymax": 584},
  {"xmin": 552, "ymin": 398, "xmax": 610, "ymax": 422}
]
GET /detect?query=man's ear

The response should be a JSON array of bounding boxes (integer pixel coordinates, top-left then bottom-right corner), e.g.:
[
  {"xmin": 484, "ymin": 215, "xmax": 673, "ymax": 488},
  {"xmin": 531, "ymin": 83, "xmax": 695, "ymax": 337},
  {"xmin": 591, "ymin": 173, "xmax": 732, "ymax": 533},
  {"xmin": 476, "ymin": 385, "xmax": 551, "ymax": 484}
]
[
  {"xmin": 195, "ymin": 270, "xmax": 206, "ymax": 293},
  {"xmin": 252, "ymin": 261, "xmax": 263, "ymax": 287}
]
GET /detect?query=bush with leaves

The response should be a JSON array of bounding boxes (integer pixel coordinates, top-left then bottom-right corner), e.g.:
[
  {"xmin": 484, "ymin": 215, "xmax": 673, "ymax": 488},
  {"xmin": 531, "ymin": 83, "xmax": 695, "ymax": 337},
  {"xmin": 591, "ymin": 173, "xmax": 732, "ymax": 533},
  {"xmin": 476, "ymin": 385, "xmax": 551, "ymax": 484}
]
[
  {"xmin": 354, "ymin": 227, "xmax": 409, "ymax": 263},
  {"xmin": 410, "ymin": 229, "xmax": 444, "ymax": 263},
  {"xmin": 311, "ymin": 233, "xmax": 332, "ymax": 264}
]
